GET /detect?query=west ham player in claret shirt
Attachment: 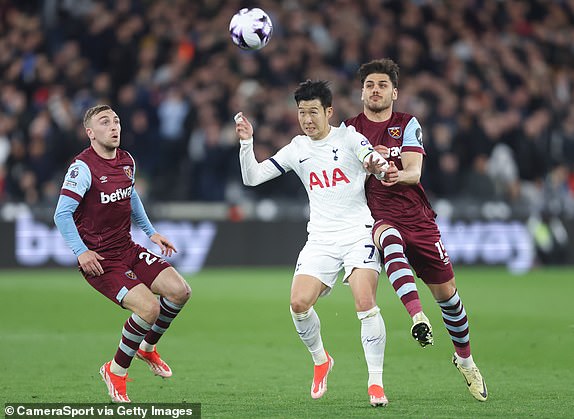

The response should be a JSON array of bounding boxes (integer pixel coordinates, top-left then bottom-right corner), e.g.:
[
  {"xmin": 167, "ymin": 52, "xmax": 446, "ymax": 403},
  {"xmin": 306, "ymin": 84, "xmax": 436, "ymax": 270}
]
[
  {"xmin": 54, "ymin": 105, "xmax": 191, "ymax": 403},
  {"xmin": 346, "ymin": 59, "xmax": 488, "ymax": 402},
  {"xmin": 236, "ymin": 80, "xmax": 390, "ymax": 407}
]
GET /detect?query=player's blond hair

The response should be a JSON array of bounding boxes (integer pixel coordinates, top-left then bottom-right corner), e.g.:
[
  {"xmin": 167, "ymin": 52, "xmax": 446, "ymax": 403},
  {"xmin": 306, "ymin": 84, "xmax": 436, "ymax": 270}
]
[{"xmin": 83, "ymin": 105, "xmax": 112, "ymax": 128}]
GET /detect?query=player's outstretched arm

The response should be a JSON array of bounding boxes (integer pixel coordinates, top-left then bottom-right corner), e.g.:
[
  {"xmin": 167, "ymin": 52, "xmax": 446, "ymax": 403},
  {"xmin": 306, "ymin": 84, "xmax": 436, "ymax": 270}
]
[
  {"xmin": 150, "ymin": 233, "xmax": 177, "ymax": 257},
  {"xmin": 235, "ymin": 111, "xmax": 284, "ymax": 186}
]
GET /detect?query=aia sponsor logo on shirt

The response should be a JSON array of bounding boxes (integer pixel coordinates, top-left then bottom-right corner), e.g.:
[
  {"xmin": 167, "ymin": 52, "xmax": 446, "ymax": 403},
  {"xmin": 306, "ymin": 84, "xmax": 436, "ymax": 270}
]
[
  {"xmin": 388, "ymin": 126, "xmax": 402, "ymax": 139},
  {"xmin": 309, "ymin": 168, "xmax": 350, "ymax": 190},
  {"xmin": 123, "ymin": 166, "xmax": 134, "ymax": 180}
]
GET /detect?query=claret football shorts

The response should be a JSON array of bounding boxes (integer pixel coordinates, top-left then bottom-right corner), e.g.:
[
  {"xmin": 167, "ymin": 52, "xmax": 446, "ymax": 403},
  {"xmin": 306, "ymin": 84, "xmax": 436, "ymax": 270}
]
[{"xmin": 81, "ymin": 243, "xmax": 172, "ymax": 306}]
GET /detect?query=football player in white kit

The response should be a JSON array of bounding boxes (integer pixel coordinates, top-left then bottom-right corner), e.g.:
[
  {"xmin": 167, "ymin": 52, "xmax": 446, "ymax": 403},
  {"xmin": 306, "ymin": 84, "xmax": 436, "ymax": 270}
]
[{"xmin": 235, "ymin": 80, "xmax": 392, "ymax": 407}]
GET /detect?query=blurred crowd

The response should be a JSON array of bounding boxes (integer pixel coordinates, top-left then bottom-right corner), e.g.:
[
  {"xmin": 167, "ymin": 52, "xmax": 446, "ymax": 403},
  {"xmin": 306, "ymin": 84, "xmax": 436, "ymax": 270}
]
[{"xmin": 1, "ymin": 0, "xmax": 573, "ymax": 217}]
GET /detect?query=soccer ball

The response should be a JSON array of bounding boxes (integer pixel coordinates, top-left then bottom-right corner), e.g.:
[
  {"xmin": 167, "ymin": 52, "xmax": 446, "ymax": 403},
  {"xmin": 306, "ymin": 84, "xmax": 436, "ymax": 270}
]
[{"xmin": 229, "ymin": 8, "xmax": 273, "ymax": 51}]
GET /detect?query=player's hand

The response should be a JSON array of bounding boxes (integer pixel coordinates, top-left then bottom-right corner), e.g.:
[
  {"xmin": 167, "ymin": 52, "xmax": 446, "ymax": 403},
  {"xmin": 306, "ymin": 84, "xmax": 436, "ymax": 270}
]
[
  {"xmin": 374, "ymin": 145, "xmax": 390, "ymax": 159},
  {"xmin": 150, "ymin": 233, "xmax": 177, "ymax": 257},
  {"xmin": 379, "ymin": 161, "xmax": 399, "ymax": 186},
  {"xmin": 78, "ymin": 250, "xmax": 105, "ymax": 277},
  {"xmin": 234, "ymin": 112, "xmax": 254, "ymax": 141},
  {"xmin": 363, "ymin": 152, "xmax": 389, "ymax": 177}
]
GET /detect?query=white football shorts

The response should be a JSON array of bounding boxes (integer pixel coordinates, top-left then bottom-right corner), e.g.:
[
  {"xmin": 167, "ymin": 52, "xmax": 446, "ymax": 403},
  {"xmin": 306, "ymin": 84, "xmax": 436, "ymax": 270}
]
[{"xmin": 294, "ymin": 229, "xmax": 381, "ymax": 296}]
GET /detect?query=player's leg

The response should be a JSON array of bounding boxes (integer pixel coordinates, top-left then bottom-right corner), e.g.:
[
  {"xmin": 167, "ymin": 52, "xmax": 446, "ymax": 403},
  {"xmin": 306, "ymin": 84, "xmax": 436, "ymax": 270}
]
[
  {"xmin": 101, "ymin": 283, "xmax": 159, "ymax": 403},
  {"xmin": 83, "ymin": 259, "xmax": 159, "ymax": 403},
  {"xmin": 290, "ymin": 274, "xmax": 334, "ymax": 399},
  {"xmin": 426, "ymin": 279, "xmax": 468, "ymax": 355},
  {"xmin": 426, "ymin": 280, "xmax": 487, "ymax": 401},
  {"xmin": 411, "ymin": 225, "xmax": 487, "ymax": 401},
  {"xmin": 291, "ymin": 241, "xmax": 341, "ymax": 399},
  {"xmin": 347, "ymin": 268, "xmax": 388, "ymax": 407},
  {"xmin": 118, "ymin": 284, "xmax": 161, "ymax": 371},
  {"xmin": 290, "ymin": 274, "xmax": 328, "ymax": 364},
  {"xmin": 137, "ymin": 264, "xmax": 191, "ymax": 378},
  {"xmin": 373, "ymin": 221, "xmax": 432, "ymax": 346}
]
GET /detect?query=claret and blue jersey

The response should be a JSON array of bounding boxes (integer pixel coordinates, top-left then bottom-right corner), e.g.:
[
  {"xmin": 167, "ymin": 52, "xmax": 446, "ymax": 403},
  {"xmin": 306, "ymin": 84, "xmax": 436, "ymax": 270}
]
[
  {"xmin": 345, "ymin": 111, "xmax": 434, "ymax": 223},
  {"xmin": 54, "ymin": 146, "xmax": 155, "ymax": 258}
]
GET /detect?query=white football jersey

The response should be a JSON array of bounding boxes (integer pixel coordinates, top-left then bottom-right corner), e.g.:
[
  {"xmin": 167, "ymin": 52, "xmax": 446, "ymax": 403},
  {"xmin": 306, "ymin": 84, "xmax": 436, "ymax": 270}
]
[{"xmin": 240, "ymin": 123, "xmax": 378, "ymax": 238}]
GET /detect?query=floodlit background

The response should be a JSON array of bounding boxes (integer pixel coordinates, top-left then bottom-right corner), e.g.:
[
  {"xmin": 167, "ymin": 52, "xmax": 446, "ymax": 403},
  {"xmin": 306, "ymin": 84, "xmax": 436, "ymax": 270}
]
[
  {"xmin": 1, "ymin": 1, "xmax": 573, "ymax": 417},
  {"xmin": 1, "ymin": 0, "xmax": 573, "ymax": 271}
]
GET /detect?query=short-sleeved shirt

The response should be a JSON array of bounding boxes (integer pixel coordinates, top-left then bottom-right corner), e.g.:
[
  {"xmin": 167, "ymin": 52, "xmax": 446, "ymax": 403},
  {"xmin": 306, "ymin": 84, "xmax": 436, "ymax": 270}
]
[
  {"xmin": 345, "ymin": 112, "xmax": 454, "ymax": 283},
  {"xmin": 344, "ymin": 112, "xmax": 434, "ymax": 227}
]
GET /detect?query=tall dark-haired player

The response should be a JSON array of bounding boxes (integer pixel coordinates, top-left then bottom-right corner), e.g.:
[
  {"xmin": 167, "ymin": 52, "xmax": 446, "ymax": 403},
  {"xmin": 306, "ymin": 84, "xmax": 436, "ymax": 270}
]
[
  {"xmin": 346, "ymin": 59, "xmax": 488, "ymax": 402},
  {"xmin": 54, "ymin": 105, "xmax": 191, "ymax": 403}
]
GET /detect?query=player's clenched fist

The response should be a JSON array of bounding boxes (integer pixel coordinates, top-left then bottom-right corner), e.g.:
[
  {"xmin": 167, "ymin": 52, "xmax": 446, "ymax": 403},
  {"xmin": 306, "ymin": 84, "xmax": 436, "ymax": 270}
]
[{"xmin": 234, "ymin": 112, "xmax": 254, "ymax": 141}]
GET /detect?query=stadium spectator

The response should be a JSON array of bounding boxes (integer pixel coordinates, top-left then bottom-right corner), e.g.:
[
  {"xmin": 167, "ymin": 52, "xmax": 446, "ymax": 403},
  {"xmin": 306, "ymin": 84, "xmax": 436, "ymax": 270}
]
[
  {"xmin": 53, "ymin": 105, "xmax": 191, "ymax": 403},
  {"xmin": 0, "ymin": 0, "xmax": 572, "ymax": 218},
  {"xmin": 236, "ymin": 81, "xmax": 389, "ymax": 407},
  {"xmin": 347, "ymin": 58, "xmax": 487, "ymax": 402}
]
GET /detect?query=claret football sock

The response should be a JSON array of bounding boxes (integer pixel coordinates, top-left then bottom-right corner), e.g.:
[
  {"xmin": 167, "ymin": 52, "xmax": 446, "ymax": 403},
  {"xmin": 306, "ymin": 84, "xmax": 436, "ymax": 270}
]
[
  {"xmin": 114, "ymin": 313, "xmax": 152, "ymax": 369},
  {"xmin": 379, "ymin": 228, "xmax": 422, "ymax": 317},
  {"xmin": 142, "ymin": 297, "xmax": 184, "ymax": 347},
  {"xmin": 438, "ymin": 290, "xmax": 471, "ymax": 358}
]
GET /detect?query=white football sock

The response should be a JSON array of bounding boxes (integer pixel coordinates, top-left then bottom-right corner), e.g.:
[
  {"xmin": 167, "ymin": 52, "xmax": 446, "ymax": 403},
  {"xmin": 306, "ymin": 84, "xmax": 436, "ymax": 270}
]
[
  {"xmin": 457, "ymin": 353, "xmax": 475, "ymax": 368},
  {"xmin": 290, "ymin": 306, "xmax": 328, "ymax": 365},
  {"xmin": 139, "ymin": 340, "xmax": 155, "ymax": 352},
  {"xmin": 110, "ymin": 359, "xmax": 128, "ymax": 376},
  {"xmin": 357, "ymin": 306, "xmax": 386, "ymax": 387}
]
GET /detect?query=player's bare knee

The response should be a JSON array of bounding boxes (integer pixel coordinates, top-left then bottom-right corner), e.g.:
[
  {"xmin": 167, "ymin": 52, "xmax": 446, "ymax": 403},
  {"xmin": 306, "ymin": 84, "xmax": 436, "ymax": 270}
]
[
  {"xmin": 354, "ymin": 296, "xmax": 377, "ymax": 313},
  {"xmin": 290, "ymin": 299, "xmax": 312, "ymax": 314},
  {"xmin": 169, "ymin": 281, "xmax": 191, "ymax": 305},
  {"xmin": 429, "ymin": 278, "xmax": 456, "ymax": 302},
  {"xmin": 158, "ymin": 268, "xmax": 191, "ymax": 305}
]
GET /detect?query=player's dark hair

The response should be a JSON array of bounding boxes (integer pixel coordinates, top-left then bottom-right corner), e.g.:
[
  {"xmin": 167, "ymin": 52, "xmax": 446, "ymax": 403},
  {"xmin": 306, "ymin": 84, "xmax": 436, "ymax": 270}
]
[
  {"xmin": 83, "ymin": 104, "xmax": 113, "ymax": 127},
  {"xmin": 294, "ymin": 80, "xmax": 332, "ymax": 108},
  {"xmin": 358, "ymin": 58, "xmax": 400, "ymax": 88}
]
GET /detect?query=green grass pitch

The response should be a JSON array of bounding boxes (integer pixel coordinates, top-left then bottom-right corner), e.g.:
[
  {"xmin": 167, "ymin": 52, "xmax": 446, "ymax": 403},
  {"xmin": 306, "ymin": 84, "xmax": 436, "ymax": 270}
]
[{"xmin": 1, "ymin": 266, "xmax": 573, "ymax": 417}]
